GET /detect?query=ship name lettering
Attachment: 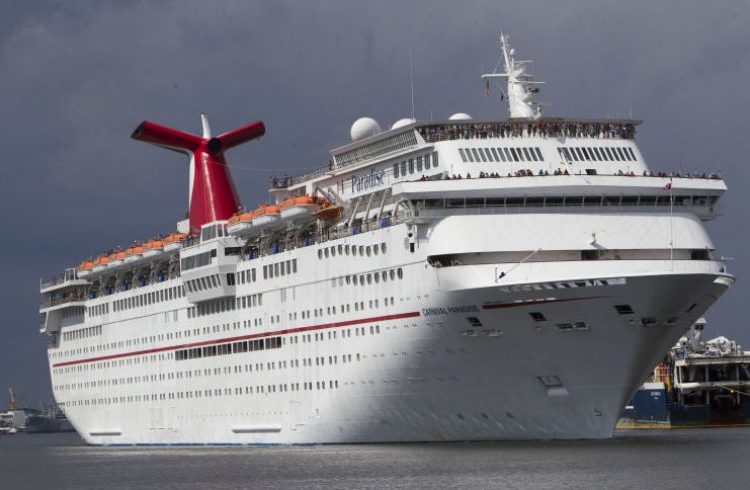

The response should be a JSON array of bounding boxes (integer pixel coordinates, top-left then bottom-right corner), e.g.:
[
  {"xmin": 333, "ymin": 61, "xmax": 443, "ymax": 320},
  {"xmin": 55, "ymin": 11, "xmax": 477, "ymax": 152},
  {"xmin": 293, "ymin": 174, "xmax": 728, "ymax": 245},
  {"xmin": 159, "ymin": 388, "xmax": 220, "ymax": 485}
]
[{"xmin": 350, "ymin": 168, "xmax": 385, "ymax": 193}]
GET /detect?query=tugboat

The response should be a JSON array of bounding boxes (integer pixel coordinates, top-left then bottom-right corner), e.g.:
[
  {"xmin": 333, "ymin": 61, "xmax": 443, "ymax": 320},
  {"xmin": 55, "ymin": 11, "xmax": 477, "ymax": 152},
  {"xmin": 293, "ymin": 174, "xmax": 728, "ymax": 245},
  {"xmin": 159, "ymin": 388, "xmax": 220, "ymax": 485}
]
[{"xmin": 619, "ymin": 319, "xmax": 750, "ymax": 428}]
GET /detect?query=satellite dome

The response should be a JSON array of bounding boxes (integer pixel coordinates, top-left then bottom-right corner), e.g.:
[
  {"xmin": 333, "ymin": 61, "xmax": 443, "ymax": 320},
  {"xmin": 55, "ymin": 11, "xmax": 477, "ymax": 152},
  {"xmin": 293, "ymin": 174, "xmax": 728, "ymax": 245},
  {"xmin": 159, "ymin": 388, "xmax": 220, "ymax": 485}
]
[
  {"xmin": 391, "ymin": 118, "xmax": 416, "ymax": 130},
  {"xmin": 350, "ymin": 117, "xmax": 382, "ymax": 142},
  {"xmin": 449, "ymin": 112, "xmax": 472, "ymax": 121}
]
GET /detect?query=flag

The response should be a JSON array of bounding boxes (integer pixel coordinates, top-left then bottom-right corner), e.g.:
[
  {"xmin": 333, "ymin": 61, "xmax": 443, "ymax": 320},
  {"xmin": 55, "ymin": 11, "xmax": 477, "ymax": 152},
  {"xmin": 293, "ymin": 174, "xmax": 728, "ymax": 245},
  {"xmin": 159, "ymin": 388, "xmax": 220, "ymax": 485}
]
[{"xmin": 485, "ymin": 80, "xmax": 490, "ymax": 96}]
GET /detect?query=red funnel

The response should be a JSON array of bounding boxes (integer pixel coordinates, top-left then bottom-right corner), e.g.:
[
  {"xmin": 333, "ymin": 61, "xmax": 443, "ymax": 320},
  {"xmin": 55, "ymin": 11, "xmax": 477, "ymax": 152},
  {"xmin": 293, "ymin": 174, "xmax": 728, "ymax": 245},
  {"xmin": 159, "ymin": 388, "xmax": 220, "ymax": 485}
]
[{"xmin": 132, "ymin": 117, "xmax": 265, "ymax": 232}]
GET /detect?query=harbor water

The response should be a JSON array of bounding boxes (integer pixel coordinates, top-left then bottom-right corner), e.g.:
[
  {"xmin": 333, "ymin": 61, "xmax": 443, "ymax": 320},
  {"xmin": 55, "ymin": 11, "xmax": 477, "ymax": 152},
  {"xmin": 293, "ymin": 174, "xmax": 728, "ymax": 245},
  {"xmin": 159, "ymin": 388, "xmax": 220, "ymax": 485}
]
[{"xmin": 2, "ymin": 429, "xmax": 749, "ymax": 489}]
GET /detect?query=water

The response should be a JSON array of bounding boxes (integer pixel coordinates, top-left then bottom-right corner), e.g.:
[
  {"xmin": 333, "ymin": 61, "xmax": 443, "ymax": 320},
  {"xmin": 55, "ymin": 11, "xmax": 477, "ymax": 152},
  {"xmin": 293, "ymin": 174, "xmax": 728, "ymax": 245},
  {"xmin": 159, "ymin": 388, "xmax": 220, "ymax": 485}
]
[{"xmin": 1, "ymin": 429, "xmax": 748, "ymax": 489}]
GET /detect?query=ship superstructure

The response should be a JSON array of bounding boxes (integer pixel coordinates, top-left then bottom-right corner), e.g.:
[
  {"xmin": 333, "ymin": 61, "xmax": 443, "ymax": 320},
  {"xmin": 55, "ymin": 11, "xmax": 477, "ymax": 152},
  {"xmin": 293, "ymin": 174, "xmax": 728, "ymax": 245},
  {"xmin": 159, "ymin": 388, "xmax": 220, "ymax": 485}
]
[{"xmin": 39, "ymin": 35, "xmax": 734, "ymax": 444}]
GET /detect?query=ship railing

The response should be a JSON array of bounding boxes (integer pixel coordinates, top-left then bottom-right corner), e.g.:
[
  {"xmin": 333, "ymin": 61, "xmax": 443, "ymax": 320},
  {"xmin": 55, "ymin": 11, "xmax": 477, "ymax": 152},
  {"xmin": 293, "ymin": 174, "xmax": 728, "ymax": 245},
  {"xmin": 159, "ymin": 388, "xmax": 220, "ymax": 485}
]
[
  {"xmin": 237, "ymin": 214, "xmax": 409, "ymax": 261},
  {"xmin": 40, "ymin": 296, "xmax": 86, "ymax": 309},
  {"xmin": 416, "ymin": 119, "xmax": 637, "ymax": 143}
]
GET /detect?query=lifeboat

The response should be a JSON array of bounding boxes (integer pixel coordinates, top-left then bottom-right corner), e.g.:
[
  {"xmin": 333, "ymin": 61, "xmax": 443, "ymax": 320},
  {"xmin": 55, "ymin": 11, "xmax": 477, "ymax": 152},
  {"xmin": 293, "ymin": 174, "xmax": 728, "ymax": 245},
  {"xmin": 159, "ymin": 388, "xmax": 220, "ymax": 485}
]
[
  {"xmin": 77, "ymin": 260, "xmax": 95, "ymax": 278},
  {"xmin": 227, "ymin": 211, "xmax": 257, "ymax": 235},
  {"xmin": 251, "ymin": 204, "xmax": 281, "ymax": 229},
  {"xmin": 163, "ymin": 232, "xmax": 188, "ymax": 252},
  {"xmin": 314, "ymin": 203, "xmax": 343, "ymax": 222},
  {"xmin": 91, "ymin": 255, "xmax": 110, "ymax": 272},
  {"xmin": 143, "ymin": 239, "xmax": 164, "ymax": 258},
  {"xmin": 124, "ymin": 244, "xmax": 145, "ymax": 263},
  {"xmin": 108, "ymin": 250, "xmax": 127, "ymax": 267},
  {"xmin": 280, "ymin": 195, "xmax": 322, "ymax": 221}
]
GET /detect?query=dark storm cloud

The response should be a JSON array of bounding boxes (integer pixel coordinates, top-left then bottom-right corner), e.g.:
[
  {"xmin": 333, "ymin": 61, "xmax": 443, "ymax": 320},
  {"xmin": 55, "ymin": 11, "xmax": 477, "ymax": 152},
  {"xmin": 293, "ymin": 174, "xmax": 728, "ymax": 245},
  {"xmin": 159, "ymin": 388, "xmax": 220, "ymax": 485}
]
[{"xmin": 1, "ymin": 0, "xmax": 748, "ymax": 403}]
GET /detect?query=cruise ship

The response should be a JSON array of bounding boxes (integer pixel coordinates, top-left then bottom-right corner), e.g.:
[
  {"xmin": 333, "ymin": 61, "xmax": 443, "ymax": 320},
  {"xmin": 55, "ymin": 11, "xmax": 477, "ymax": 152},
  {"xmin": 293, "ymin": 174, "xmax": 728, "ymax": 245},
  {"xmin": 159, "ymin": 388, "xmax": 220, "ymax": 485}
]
[{"xmin": 39, "ymin": 35, "xmax": 734, "ymax": 444}]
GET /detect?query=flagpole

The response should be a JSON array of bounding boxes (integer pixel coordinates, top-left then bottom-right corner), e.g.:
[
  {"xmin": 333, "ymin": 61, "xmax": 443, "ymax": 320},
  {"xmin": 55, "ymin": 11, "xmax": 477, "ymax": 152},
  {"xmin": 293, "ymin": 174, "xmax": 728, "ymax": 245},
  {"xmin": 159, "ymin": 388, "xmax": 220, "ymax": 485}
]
[{"xmin": 669, "ymin": 177, "xmax": 674, "ymax": 270}]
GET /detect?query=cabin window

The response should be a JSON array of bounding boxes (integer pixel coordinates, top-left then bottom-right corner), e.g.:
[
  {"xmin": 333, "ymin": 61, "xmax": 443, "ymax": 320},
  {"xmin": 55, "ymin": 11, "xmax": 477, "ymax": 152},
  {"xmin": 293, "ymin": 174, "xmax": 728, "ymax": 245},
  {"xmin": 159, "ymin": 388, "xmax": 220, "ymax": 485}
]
[
  {"xmin": 470, "ymin": 149, "xmax": 480, "ymax": 162},
  {"xmin": 408, "ymin": 159, "xmax": 414, "ymax": 174},
  {"xmin": 417, "ymin": 156, "xmax": 423, "ymax": 171},
  {"xmin": 393, "ymin": 163, "xmax": 399, "ymax": 178},
  {"xmin": 523, "ymin": 148, "xmax": 533, "ymax": 161},
  {"xmin": 400, "ymin": 161, "xmax": 406, "ymax": 176}
]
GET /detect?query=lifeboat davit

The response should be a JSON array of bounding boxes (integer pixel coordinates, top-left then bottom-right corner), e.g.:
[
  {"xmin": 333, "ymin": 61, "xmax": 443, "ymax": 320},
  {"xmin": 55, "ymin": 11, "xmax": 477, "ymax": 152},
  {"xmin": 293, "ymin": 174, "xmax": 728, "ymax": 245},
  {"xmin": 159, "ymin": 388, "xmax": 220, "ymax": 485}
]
[
  {"xmin": 280, "ymin": 195, "xmax": 322, "ymax": 221},
  {"xmin": 143, "ymin": 239, "xmax": 164, "ymax": 258},
  {"xmin": 227, "ymin": 211, "xmax": 256, "ymax": 235},
  {"xmin": 163, "ymin": 232, "xmax": 188, "ymax": 252},
  {"xmin": 251, "ymin": 204, "xmax": 281, "ymax": 229}
]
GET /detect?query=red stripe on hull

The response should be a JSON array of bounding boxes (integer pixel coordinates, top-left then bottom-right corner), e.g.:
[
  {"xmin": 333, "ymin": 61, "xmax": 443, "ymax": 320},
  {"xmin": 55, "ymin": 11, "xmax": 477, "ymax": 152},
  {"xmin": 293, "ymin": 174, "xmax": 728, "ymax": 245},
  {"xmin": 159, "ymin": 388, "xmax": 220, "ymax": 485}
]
[{"xmin": 52, "ymin": 311, "xmax": 420, "ymax": 368}]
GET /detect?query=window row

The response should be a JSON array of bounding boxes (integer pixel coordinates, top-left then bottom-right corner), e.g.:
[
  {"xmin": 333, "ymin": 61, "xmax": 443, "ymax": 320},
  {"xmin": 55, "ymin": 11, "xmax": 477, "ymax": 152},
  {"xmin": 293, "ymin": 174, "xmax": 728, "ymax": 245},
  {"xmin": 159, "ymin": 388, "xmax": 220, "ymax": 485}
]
[
  {"xmin": 184, "ymin": 274, "xmax": 226, "ymax": 294},
  {"xmin": 263, "ymin": 259, "xmax": 298, "ymax": 280},
  {"xmin": 558, "ymin": 146, "xmax": 636, "ymax": 163},
  {"xmin": 181, "ymin": 249, "xmax": 217, "ymax": 271},
  {"xmin": 113, "ymin": 285, "xmax": 186, "ymax": 313},
  {"xmin": 459, "ymin": 146, "xmax": 544, "ymax": 164},
  {"xmin": 187, "ymin": 293, "xmax": 264, "ymax": 319},
  {"xmin": 392, "ymin": 152, "xmax": 439, "ymax": 178},
  {"xmin": 237, "ymin": 268, "xmax": 257, "ymax": 284},
  {"xmin": 318, "ymin": 242, "xmax": 387, "ymax": 259},
  {"xmin": 88, "ymin": 303, "xmax": 109, "ymax": 317},
  {"xmin": 332, "ymin": 268, "xmax": 404, "ymax": 288},
  {"xmin": 62, "ymin": 325, "xmax": 102, "ymax": 342},
  {"xmin": 175, "ymin": 336, "xmax": 282, "ymax": 361}
]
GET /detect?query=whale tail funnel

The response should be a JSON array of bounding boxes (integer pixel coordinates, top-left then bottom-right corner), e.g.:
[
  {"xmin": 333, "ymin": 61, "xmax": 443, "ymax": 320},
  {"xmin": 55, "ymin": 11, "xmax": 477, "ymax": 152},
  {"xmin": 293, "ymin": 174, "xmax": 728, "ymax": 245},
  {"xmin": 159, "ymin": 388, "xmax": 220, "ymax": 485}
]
[{"xmin": 132, "ymin": 116, "xmax": 265, "ymax": 232}]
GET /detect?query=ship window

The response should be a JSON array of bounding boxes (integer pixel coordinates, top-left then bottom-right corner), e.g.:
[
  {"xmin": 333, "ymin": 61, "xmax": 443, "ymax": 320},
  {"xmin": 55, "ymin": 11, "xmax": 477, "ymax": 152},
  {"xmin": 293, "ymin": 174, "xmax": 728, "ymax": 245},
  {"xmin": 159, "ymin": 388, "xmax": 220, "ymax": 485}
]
[
  {"xmin": 252, "ymin": 268, "xmax": 257, "ymax": 281},
  {"xmin": 393, "ymin": 163, "xmax": 399, "ymax": 178},
  {"xmin": 226, "ymin": 273, "xmax": 235, "ymax": 286},
  {"xmin": 529, "ymin": 312, "xmax": 546, "ymax": 322},
  {"xmin": 470, "ymin": 149, "xmax": 480, "ymax": 162},
  {"xmin": 324, "ymin": 248, "xmax": 329, "ymax": 258},
  {"xmin": 331, "ymin": 246, "xmax": 336, "ymax": 257},
  {"xmin": 458, "ymin": 149, "xmax": 468, "ymax": 163},
  {"xmin": 488, "ymin": 148, "xmax": 499, "ymax": 162},
  {"xmin": 381, "ymin": 243, "xmax": 386, "ymax": 253},
  {"xmin": 433, "ymin": 152, "xmax": 439, "ymax": 167},
  {"xmin": 478, "ymin": 149, "xmax": 488, "ymax": 162},
  {"xmin": 581, "ymin": 250, "xmax": 599, "ymax": 260},
  {"xmin": 397, "ymin": 268, "xmax": 403, "ymax": 279},
  {"xmin": 400, "ymin": 161, "xmax": 406, "ymax": 176},
  {"xmin": 409, "ymin": 159, "xmax": 414, "ymax": 174},
  {"xmin": 534, "ymin": 148, "xmax": 544, "ymax": 161},
  {"xmin": 523, "ymin": 148, "xmax": 533, "ymax": 161},
  {"xmin": 617, "ymin": 147, "xmax": 627, "ymax": 160},
  {"xmin": 510, "ymin": 148, "xmax": 520, "ymax": 161},
  {"xmin": 615, "ymin": 304, "xmax": 634, "ymax": 315},
  {"xmin": 626, "ymin": 147, "xmax": 637, "ymax": 160}
]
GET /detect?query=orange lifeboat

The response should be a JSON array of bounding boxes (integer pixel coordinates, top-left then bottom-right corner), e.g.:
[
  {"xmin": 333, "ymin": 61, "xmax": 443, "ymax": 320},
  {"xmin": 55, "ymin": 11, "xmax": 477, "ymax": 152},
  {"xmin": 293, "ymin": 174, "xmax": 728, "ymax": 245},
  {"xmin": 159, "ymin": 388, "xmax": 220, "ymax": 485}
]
[
  {"xmin": 77, "ymin": 260, "xmax": 95, "ymax": 277},
  {"xmin": 251, "ymin": 204, "xmax": 281, "ymax": 229},
  {"xmin": 314, "ymin": 202, "xmax": 343, "ymax": 222},
  {"xmin": 91, "ymin": 254, "xmax": 110, "ymax": 272},
  {"xmin": 280, "ymin": 195, "xmax": 322, "ymax": 221},
  {"xmin": 163, "ymin": 232, "xmax": 188, "ymax": 252},
  {"xmin": 227, "ymin": 210, "xmax": 257, "ymax": 235},
  {"xmin": 108, "ymin": 250, "xmax": 127, "ymax": 267},
  {"xmin": 143, "ymin": 239, "xmax": 164, "ymax": 257},
  {"xmin": 124, "ymin": 244, "xmax": 145, "ymax": 263}
]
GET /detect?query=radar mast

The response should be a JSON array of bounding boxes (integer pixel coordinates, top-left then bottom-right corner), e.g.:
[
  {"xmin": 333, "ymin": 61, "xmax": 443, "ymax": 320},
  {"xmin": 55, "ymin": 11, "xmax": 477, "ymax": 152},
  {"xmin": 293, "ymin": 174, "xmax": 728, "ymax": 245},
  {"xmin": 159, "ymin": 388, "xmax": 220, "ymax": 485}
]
[{"xmin": 482, "ymin": 33, "xmax": 546, "ymax": 119}]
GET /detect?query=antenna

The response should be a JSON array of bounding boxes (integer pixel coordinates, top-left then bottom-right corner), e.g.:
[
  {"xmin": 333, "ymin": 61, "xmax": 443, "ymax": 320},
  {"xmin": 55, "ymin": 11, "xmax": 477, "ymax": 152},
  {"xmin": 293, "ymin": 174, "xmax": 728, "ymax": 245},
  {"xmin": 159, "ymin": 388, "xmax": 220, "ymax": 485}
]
[{"xmin": 409, "ymin": 46, "xmax": 416, "ymax": 120}]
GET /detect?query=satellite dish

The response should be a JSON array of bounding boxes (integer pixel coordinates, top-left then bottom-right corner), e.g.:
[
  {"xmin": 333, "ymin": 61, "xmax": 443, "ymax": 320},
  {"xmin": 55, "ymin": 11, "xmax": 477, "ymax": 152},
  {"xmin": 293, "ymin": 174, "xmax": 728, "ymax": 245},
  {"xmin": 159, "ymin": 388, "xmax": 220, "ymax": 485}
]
[
  {"xmin": 391, "ymin": 118, "xmax": 416, "ymax": 130},
  {"xmin": 350, "ymin": 117, "xmax": 382, "ymax": 142},
  {"xmin": 448, "ymin": 113, "xmax": 472, "ymax": 121}
]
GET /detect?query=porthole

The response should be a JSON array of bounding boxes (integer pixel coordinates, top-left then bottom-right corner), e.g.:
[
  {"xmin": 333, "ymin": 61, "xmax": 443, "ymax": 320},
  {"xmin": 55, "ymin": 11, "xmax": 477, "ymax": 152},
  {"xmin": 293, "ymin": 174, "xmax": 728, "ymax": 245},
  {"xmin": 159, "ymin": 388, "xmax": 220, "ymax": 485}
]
[
  {"xmin": 374, "ymin": 273, "xmax": 380, "ymax": 283},
  {"xmin": 324, "ymin": 248, "xmax": 329, "ymax": 258},
  {"xmin": 397, "ymin": 268, "xmax": 403, "ymax": 279},
  {"xmin": 382, "ymin": 271, "xmax": 387, "ymax": 281},
  {"xmin": 345, "ymin": 245, "xmax": 350, "ymax": 255},
  {"xmin": 338, "ymin": 244, "xmax": 343, "ymax": 255},
  {"xmin": 367, "ymin": 274, "xmax": 372, "ymax": 284},
  {"xmin": 381, "ymin": 243, "xmax": 387, "ymax": 253},
  {"xmin": 366, "ymin": 246, "xmax": 372, "ymax": 256},
  {"xmin": 389, "ymin": 270, "xmax": 395, "ymax": 280},
  {"xmin": 352, "ymin": 246, "xmax": 357, "ymax": 256},
  {"xmin": 331, "ymin": 247, "xmax": 336, "ymax": 257},
  {"xmin": 359, "ymin": 246, "xmax": 364, "ymax": 255},
  {"xmin": 318, "ymin": 249, "xmax": 322, "ymax": 259},
  {"xmin": 373, "ymin": 245, "xmax": 379, "ymax": 255}
]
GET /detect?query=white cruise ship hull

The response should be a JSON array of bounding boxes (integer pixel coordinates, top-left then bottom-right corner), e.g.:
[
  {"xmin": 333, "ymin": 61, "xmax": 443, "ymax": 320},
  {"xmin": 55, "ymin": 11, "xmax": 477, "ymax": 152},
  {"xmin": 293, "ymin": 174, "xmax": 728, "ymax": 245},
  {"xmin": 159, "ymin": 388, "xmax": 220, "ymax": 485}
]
[{"xmin": 48, "ymin": 215, "xmax": 731, "ymax": 444}]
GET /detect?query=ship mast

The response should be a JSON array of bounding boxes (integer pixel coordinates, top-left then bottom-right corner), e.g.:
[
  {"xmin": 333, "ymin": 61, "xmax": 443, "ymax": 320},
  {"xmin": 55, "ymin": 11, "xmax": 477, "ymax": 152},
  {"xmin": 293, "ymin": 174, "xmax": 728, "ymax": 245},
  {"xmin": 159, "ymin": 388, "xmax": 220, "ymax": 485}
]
[{"xmin": 482, "ymin": 33, "xmax": 545, "ymax": 119}]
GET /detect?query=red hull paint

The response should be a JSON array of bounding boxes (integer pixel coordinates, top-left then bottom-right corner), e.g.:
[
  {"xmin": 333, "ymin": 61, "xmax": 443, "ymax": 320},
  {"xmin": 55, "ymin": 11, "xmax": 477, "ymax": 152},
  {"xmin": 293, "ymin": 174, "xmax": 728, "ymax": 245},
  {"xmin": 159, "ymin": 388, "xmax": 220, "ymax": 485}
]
[{"xmin": 52, "ymin": 311, "xmax": 421, "ymax": 368}]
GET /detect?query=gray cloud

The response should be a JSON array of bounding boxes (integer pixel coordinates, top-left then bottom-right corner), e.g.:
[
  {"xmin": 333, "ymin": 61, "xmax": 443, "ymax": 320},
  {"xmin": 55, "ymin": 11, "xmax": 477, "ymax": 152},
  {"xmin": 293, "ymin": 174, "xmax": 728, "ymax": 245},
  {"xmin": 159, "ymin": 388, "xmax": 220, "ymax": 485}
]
[{"xmin": 1, "ymin": 0, "xmax": 748, "ymax": 403}]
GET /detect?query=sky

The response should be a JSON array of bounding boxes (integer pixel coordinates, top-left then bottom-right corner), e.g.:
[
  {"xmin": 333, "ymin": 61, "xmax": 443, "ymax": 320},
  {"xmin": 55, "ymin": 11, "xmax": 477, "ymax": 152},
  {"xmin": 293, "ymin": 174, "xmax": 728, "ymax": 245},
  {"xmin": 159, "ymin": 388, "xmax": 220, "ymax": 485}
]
[{"xmin": 0, "ymin": 0, "xmax": 748, "ymax": 406}]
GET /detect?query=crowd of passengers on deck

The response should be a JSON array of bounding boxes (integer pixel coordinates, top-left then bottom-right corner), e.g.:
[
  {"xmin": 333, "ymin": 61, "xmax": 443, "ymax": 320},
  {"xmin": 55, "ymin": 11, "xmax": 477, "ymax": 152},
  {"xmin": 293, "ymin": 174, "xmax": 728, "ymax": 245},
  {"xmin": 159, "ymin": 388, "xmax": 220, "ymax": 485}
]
[
  {"xmin": 417, "ymin": 169, "xmax": 721, "ymax": 181},
  {"xmin": 417, "ymin": 121, "xmax": 636, "ymax": 142}
]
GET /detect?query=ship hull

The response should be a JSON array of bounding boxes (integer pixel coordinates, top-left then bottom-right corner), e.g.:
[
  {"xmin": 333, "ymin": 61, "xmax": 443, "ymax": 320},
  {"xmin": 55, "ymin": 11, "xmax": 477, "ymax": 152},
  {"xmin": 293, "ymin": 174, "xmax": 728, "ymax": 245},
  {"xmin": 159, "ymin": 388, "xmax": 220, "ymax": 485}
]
[{"xmin": 54, "ymin": 266, "xmax": 729, "ymax": 445}]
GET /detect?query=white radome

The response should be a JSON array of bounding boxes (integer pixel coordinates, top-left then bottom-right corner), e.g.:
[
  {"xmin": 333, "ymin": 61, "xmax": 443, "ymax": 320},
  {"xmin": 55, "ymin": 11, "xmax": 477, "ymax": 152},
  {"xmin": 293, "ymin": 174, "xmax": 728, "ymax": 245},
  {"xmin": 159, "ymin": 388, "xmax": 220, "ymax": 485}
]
[
  {"xmin": 350, "ymin": 117, "xmax": 382, "ymax": 142},
  {"xmin": 391, "ymin": 118, "xmax": 416, "ymax": 130},
  {"xmin": 449, "ymin": 112, "xmax": 472, "ymax": 121}
]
